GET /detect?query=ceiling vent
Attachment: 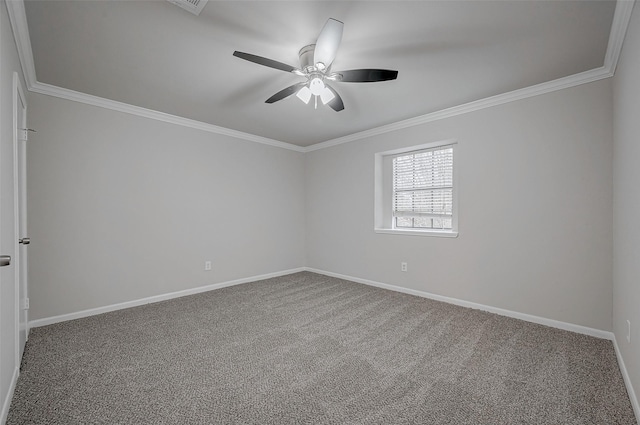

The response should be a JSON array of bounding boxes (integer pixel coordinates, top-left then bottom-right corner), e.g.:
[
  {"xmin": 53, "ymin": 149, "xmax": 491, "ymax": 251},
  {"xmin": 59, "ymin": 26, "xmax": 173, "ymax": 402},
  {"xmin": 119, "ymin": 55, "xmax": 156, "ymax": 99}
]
[{"xmin": 166, "ymin": 0, "xmax": 208, "ymax": 16}]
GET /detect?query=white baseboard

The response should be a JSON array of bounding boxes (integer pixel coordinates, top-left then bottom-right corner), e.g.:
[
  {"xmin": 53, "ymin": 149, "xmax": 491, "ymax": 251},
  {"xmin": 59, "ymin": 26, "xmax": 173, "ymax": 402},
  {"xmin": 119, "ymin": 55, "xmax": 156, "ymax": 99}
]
[
  {"xmin": 0, "ymin": 366, "xmax": 19, "ymax": 425},
  {"xmin": 306, "ymin": 270, "xmax": 640, "ymax": 420},
  {"xmin": 304, "ymin": 267, "xmax": 614, "ymax": 340},
  {"xmin": 31, "ymin": 265, "xmax": 614, "ymax": 340},
  {"xmin": 612, "ymin": 335, "xmax": 640, "ymax": 422},
  {"xmin": 24, "ymin": 266, "xmax": 637, "ymax": 423},
  {"xmin": 29, "ymin": 267, "xmax": 306, "ymax": 328}
]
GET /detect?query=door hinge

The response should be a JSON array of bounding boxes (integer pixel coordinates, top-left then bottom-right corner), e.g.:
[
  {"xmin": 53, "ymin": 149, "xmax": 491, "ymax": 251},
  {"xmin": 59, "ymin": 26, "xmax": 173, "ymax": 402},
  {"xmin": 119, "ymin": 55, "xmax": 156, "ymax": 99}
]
[{"xmin": 20, "ymin": 128, "xmax": 36, "ymax": 141}]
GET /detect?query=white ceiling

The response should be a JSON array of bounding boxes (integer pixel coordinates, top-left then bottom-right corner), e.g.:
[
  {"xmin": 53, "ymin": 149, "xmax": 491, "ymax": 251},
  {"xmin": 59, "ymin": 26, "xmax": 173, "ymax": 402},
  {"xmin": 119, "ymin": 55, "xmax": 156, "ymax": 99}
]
[{"xmin": 22, "ymin": 0, "xmax": 616, "ymax": 147}]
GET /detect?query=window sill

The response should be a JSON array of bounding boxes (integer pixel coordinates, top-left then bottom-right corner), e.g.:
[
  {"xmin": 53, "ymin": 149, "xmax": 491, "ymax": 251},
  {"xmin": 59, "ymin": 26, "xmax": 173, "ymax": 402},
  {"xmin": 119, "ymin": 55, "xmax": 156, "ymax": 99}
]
[{"xmin": 374, "ymin": 228, "xmax": 459, "ymax": 238}]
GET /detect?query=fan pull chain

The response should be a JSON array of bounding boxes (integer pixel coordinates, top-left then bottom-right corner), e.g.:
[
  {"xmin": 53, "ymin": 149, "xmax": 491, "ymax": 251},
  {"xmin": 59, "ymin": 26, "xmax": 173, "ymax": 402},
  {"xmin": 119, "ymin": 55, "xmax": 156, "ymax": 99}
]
[{"xmin": 315, "ymin": 95, "xmax": 318, "ymax": 109}]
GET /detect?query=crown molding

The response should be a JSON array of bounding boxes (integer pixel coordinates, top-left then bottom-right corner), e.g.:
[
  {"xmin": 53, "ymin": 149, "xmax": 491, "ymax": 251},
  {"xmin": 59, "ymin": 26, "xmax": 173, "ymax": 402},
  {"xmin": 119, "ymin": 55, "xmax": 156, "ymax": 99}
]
[
  {"xmin": 7, "ymin": 0, "xmax": 636, "ymax": 154},
  {"xmin": 304, "ymin": 0, "xmax": 635, "ymax": 153},
  {"xmin": 304, "ymin": 66, "xmax": 613, "ymax": 152},
  {"xmin": 5, "ymin": 0, "xmax": 36, "ymax": 88},
  {"xmin": 29, "ymin": 82, "xmax": 306, "ymax": 152},
  {"xmin": 5, "ymin": 0, "xmax": 304, "ymax": 153},
  {"xmin": 604, "ymin": 0, "xmax": 636, "ymax": 75}
]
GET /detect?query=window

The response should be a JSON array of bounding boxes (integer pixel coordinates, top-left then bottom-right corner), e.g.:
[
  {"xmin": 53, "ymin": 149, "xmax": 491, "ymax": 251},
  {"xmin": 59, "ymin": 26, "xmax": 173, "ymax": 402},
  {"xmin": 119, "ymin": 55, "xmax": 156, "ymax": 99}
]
[
  {"xmin": 393, "ymin": 146, "xmax": 453, "ymax": 230},
  {"xmin": 375, "ymin": 140, "xmax": 457, "ymax": 237}
]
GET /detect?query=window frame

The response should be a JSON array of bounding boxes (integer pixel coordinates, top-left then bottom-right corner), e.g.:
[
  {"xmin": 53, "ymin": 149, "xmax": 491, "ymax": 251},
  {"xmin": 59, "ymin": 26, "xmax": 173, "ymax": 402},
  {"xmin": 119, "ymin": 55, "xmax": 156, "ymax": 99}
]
[{"xmin": 374, "ymin": 140, "xmax": 458, "ymax": 238}]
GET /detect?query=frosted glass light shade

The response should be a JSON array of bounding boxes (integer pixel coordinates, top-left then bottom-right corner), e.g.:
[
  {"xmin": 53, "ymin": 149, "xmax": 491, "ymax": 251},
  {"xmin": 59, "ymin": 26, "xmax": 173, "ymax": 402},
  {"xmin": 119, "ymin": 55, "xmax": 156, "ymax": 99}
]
[
  {"xmin": 296, "ymin": 86, "xmax": 312, "ymax": 104},
  {"xmin": 320, "ymin": 87, "xmax": 335, "ymax": 104}
]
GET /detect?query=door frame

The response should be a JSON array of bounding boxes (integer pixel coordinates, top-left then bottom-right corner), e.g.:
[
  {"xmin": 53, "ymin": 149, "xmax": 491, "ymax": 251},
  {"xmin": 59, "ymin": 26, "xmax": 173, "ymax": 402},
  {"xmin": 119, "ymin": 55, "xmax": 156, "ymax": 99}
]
[{"xmin": 12, "ymin": 71, "xmax": 28, "ymax": 364}]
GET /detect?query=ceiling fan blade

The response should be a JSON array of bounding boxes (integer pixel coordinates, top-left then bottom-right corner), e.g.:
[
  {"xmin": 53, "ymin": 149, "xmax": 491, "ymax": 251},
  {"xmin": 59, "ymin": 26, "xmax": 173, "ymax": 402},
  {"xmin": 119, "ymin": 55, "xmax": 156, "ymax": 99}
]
[
  {"xmin": 324, "ymin": 84, "xmax": 344, "ymax": 112},
  {"xmin": 338, "ymin": 69, "xmax": 398, "ymax": 83},
  {"xmin": 233, "ymin": 51, "xmax": 297, "ymax": 73},
  {"xmin": 265, "ymin": 82, "xmax": 307, "ymax": 104},
  {"xmin": 313, "ymin": 18, "xmax": 343, "ymax": 70}
]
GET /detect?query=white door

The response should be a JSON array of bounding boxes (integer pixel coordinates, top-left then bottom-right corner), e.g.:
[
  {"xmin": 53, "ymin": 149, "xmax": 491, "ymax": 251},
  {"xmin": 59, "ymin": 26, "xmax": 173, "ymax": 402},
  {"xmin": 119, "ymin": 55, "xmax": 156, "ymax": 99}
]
[
  {"xmin": 14, "ymin": 72, "xmax": 28, "ymax": 356},
  {"xmin": 0, "ymin": 77, "xmax": 19, "ymax": 421}
]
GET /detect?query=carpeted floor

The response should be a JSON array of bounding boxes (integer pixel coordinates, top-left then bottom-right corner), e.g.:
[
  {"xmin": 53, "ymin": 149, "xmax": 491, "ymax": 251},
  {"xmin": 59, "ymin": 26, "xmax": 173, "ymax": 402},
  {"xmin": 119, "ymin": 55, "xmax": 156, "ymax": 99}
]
[{"xmin": 7, "ymin": 272, "xmax": 637, "ymax": 424}]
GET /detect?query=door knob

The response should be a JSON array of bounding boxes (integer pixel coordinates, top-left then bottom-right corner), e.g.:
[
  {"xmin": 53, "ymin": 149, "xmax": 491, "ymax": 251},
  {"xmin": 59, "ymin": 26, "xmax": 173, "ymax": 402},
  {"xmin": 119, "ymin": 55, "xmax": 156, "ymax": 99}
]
[
  {"xmin": 0, "ymin": 255, "xmax": 10, "ymax": 267},
  {"xmin": 19, "ymin": 237, "xmax": 30, "ymax": 245}
]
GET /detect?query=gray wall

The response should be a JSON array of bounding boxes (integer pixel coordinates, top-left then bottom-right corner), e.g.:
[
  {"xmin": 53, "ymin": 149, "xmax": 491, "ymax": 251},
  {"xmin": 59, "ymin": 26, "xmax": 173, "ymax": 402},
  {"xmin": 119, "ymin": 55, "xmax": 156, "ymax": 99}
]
[
  {"xmin": 27, "ymin": 93, "xmax": 306, "ymax": 320},
  {"xmin": 28, "ymin": 76, "xmax": 616, "ymax": 331},
  {"xmin": 613, "ymin": 5, "xmax": 640, "ymax": 412},
  {"xmin": 306, "ymin": 79, "xmax": 613, "ymax": 331}
]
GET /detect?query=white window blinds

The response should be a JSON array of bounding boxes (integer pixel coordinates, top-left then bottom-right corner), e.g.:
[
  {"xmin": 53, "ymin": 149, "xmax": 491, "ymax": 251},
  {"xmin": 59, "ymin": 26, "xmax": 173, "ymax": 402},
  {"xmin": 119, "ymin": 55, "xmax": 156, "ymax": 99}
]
[{"xmin": 392, "ymin": 146, "xmax": 454, "ymax": 225}]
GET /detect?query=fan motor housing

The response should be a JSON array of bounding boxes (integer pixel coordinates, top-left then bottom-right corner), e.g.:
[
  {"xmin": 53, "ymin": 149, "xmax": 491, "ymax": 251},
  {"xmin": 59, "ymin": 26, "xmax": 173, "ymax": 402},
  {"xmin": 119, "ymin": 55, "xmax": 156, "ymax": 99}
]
[{"xmin": 299, "ymin": 44, "xmax": 316, "ymax": 72}]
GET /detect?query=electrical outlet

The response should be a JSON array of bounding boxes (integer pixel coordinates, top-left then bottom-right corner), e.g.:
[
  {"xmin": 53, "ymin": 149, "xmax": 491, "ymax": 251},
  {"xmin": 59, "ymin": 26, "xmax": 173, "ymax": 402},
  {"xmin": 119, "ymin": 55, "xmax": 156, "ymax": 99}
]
[
  {"xmin": 24, "ymin": 298, "xmax": 29, "ymax": 310},
  {"xmin": 401, "ymin": 262, "xmax": 408, "ymax": 272},
  {"xmin": 627, "ymin": 320, "xmax": 631, "ymax": 343},
  {"xmin": 204, "ymin": 261, "xmax": 212, "ymax": 271}
]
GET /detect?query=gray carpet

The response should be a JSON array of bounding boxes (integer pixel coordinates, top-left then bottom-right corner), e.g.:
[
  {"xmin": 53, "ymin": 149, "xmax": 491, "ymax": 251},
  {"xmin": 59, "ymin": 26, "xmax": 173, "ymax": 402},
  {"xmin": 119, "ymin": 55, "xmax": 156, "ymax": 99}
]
[{"xmin": 7, "ymin": 272, "xmax": 637, "ymax": 424}]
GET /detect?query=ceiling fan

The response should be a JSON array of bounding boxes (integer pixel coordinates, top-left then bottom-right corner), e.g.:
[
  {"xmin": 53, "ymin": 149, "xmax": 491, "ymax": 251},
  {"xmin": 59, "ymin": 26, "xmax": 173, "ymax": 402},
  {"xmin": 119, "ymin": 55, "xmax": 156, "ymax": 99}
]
[{"xmin": 233, "ymin": 18, "xmax": 398, "ymax": 112}]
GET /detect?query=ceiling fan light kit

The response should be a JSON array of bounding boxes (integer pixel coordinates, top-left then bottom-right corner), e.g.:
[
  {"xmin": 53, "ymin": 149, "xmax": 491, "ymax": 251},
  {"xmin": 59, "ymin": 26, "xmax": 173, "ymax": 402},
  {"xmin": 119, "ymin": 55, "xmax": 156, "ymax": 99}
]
[{"xmin": 233, "ymin": 18, "xmax": 398, "ymax": 112}]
